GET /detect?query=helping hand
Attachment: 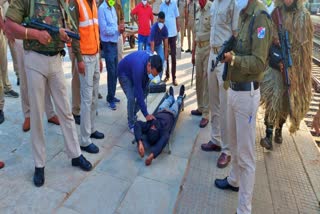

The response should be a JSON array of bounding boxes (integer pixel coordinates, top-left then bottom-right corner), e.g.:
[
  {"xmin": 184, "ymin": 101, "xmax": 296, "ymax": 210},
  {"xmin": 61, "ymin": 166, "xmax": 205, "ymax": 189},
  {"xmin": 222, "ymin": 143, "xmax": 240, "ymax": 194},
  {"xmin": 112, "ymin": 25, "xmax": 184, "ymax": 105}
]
[{"xmin": 146, "ymin": 114, "xmax": 156, "ymax": 121}]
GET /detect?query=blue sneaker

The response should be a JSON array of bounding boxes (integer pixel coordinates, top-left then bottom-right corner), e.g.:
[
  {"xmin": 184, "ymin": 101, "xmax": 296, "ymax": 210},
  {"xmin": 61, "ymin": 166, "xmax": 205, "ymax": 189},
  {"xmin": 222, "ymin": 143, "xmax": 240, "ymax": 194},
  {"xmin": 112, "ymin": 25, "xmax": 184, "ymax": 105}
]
[
  {"xmin": 108, "ymin": 101, "xmax": 116, "ymax": 110},
  {"xmin": 113, "ymin": 97, "xmax": 120, "ymax": 103}
]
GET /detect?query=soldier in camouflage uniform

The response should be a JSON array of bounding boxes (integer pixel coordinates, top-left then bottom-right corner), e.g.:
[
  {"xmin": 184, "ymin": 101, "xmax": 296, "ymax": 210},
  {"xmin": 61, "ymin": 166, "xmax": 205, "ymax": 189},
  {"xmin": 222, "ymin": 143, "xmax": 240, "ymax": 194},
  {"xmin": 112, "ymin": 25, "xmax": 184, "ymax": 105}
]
[
  {"xmin": 260, "ymin": 0, "xmax": 313, "ymax": 150},
  {"xmin": 5, "ymin": 0, "xmax": 93, "ymax": 187}
]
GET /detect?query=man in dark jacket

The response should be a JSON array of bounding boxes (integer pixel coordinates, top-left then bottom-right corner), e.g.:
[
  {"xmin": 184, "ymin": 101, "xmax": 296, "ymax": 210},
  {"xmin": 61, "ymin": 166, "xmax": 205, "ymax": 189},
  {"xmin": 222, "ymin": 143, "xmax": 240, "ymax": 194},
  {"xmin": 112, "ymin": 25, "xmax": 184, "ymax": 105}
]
[{"xmin": 134, "ymin": 85, "xmax": 185, "ymax": 166}]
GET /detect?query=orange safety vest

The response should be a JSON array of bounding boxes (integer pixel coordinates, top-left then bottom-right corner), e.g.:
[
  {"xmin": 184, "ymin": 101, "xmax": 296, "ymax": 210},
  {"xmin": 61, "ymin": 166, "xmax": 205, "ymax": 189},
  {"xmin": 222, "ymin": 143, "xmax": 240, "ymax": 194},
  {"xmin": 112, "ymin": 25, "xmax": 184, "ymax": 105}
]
[{"xmin": 76, "ymin": 0, "xmax": 100, "ymax": 55}]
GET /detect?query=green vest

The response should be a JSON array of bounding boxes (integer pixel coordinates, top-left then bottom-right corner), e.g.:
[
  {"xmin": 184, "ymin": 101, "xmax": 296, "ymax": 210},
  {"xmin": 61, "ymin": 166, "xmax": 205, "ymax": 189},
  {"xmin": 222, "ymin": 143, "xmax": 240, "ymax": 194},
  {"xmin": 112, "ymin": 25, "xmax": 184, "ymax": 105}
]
[{"xmin": 23, "ymin": 0, "xmax": 65, "ymax": 52}]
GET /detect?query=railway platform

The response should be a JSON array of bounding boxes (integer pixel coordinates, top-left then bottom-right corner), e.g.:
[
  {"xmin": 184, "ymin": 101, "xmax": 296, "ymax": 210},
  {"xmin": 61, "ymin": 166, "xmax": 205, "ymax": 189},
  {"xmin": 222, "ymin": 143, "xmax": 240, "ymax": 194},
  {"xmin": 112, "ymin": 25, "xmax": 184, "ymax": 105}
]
[{"xmin": 0, "ymin": 45, "xmax": 319, "ymax": 213}]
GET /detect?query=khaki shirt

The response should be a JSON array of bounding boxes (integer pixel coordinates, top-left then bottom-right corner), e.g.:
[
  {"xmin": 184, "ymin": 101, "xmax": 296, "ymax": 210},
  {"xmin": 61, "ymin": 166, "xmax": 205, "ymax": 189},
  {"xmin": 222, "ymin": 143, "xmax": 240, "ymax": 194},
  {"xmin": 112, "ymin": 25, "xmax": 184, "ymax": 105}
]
[
  {"xmin": 187, "ymin": 1, "xmax": 196, "ymax": 22},
  {"xmin": 177, "ymin": 0, "xmax": 186, "ymax": 18},
  {"xmin": 210, "ymin": 0, "xmax": 239, "ymax": 47},
  {"xmin": 228, "ymin": 0, "xmax": 272, "ymax": 82},
  {"xmin": 194, "ymin": 1, "xmax": 211, "ymax": 42}
]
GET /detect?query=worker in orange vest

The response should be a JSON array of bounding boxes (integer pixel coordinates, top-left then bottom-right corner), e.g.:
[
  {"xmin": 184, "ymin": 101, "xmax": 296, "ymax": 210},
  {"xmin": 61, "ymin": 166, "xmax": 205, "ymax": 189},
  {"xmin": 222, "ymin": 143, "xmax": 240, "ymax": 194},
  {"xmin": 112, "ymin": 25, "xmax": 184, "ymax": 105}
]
[{"xmin": 70, "ymin": 0, "xmax": 104, "ymax": 154}]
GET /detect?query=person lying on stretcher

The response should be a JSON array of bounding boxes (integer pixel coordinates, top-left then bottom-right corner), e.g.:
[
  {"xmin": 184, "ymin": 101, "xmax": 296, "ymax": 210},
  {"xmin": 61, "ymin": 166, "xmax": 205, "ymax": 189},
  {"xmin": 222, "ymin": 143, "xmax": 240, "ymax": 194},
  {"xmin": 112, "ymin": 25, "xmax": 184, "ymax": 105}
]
[{"xmin": 134, "ymin": 85, "xmax": 185, "ymax": 166}]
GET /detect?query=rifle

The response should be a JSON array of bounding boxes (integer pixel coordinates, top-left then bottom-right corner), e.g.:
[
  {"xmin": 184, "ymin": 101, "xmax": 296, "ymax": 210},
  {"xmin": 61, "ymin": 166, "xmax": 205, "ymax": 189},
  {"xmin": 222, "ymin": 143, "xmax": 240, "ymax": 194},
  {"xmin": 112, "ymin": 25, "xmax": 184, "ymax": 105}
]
[
  {"xmin": 211, "ymin": 35, "xmax": 236, "ymax": 75},
  {"xmin": 191, "ymin": 64, "xmax": 195, "ymax": 87},
  {"xmin": 24, "ymin": 18, "xmax": 80, "ymax": 40},
  {"xmin": 276, "ymin": 8, "xmax": 292, "ymax": 116}
]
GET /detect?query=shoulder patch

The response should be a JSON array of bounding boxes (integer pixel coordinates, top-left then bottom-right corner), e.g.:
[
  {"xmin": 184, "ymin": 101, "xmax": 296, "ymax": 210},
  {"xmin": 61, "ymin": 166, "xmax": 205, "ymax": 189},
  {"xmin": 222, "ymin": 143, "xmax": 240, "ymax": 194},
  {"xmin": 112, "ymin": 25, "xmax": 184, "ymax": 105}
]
[{"xmin": 257, "ymin": 27, "xmax": 266, "ymax": 39}]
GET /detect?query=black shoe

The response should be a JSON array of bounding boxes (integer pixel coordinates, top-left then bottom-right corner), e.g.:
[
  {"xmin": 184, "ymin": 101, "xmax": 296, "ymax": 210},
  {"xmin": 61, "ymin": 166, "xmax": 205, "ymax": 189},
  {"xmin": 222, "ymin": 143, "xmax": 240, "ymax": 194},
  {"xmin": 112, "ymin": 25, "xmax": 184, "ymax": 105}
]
[
  {"xmin": 98, "ymin": 93, "xmax": 103, "ymax": 99},
  {"xmin": 0, "ymin": 110, "xmax": 4, "ymax": 124},
  {"xmin": 73, "ymin": 114, "xmax": 80, "ymax": 125},
  {"xmin": 72, "ymin": 154, "xmax": 92, "ymax": 171},
  {"xmin": 4, "ymin": 89, "xmax": 19, "ymax": 98},
  {"xmin": 81, "ymin": 143, "xmax": 100, "ymax": 154},
  {"xmin": 33, "ymin": 167, "xmax": 45, "ymax": 187},
  {"xmin": 169, "ymin": 86, "xmax": 174, "ymax": 96},
  {"xmin": 90, "ymin": 131, "xmax": 104, "ymax": 139},
  {"xmin": 181, "ymin": 48, "xmax": 184, "ymax": 52},
  {"xmin": 260, "ymin": 136, "xmax": 273, "ymax": 150},
  {"xmin": 215, "ymin": 177, "xmax": 239, "ymax": 192},
  {"xmin": 185, "ymin": 49, "xmax": 191, "ymax": 53},
  {"xmin": 17, "ymin": 78, "xmax": 20, "ymax": 86},
  {"xmin": 179, "ymin": 85, "xmax": 185, "ymax": 97},
  {"xmin": 274, "ymin": 129, "xmax": 283, "ymax": 144}
]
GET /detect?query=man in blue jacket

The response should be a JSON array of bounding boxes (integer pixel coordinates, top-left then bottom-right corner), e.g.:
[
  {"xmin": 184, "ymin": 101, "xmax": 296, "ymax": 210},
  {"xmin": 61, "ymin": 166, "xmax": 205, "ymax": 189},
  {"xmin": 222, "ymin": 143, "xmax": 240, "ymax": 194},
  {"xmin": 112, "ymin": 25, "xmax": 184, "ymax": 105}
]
[
  {"xmin": 118, "ymin": 51, "xmax": 162, "ymax": 132},
  {"xmin": 134, "ymin": 85, "xmax": 185, "ymax": 165}
]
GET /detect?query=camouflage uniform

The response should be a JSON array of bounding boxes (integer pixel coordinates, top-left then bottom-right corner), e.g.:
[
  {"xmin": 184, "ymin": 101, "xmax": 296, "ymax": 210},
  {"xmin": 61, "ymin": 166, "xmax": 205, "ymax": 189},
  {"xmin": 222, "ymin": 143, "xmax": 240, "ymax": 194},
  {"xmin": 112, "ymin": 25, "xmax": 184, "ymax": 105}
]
[
  {"xmin": 260, "ymin": 0, "xmax": 313, "ymax": 149},
  {"xmin": 6, "ymin": 0, "xmax": 82, "ymax": 167}
]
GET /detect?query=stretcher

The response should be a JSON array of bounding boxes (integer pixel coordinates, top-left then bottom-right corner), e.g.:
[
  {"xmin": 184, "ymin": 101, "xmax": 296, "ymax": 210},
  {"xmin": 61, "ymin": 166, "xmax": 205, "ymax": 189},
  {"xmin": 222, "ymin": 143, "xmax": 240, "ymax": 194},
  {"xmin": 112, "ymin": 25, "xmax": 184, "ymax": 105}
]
[{"xmin": 131, "ymin": 91, "xmax": 186, "ymax": 154}]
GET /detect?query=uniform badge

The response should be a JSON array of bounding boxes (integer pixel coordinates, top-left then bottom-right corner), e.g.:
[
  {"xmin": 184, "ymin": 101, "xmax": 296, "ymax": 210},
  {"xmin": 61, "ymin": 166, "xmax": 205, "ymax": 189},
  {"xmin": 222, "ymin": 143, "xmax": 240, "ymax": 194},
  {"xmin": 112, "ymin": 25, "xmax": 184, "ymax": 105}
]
[{"xmin": 257, "ymin": 27, "xmax": 266, "ymax": 39}]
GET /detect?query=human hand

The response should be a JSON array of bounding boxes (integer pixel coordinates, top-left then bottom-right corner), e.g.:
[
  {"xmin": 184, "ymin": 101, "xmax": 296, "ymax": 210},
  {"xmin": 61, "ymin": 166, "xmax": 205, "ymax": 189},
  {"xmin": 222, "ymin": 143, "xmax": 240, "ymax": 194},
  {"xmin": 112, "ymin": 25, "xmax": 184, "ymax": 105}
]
[
  {"xmin": 145, "ymin": 114, "xmax": 156, "ymax": 121},
  {"xmin": 37, "ymin": 30, "xmax": 53, "ymax": 45},
  {"xmin": 59, "ymin": 28, "xmax": 72, "ymax": 43},
  {"xmin": 312, "ymin": 112, "xmax": 320, "ymax": 135},
  {"xmin": 99, "ymin": 59, "xmax": 103, "ymax": 73},
  {"xmin": 118, "ymin": 24, "xmax": 125, "ymax": 33},
  {"xmin": 78, "ymin": 61, "xmax": 86, "ymax": 75},
  {"xmin": 191, "ymin": 51, "xmax": 195, "ymax": 65},
  {"xmin": 221, "ymin": 52, "xmax": 233, "ymax": 63},
  {"xmin": 163, "ymin": 60, "xmax": 167, "ymax": 72}
]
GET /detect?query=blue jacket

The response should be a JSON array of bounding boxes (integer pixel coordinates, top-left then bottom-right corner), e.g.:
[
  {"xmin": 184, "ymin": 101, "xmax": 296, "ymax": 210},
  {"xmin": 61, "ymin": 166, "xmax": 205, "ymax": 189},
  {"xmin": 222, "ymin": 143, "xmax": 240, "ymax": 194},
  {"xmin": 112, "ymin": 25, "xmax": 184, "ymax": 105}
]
[{"xmin": 118, "ymin": 51, "xmax": 151, "ymax": 117}]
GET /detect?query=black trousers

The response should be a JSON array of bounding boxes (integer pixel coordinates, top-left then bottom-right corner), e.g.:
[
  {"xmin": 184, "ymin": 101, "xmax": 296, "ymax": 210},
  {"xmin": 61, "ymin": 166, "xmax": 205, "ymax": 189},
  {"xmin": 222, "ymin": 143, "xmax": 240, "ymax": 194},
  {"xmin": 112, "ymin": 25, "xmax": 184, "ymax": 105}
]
[{"xmin": 166, "ymin": 36, "xmax": 177, "ymax": 81}]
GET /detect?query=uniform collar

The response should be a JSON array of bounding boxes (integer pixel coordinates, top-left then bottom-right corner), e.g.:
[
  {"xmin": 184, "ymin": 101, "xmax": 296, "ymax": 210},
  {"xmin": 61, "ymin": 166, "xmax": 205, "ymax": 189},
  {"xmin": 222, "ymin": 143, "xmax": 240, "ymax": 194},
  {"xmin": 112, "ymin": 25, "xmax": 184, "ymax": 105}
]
[{"xmin": 242, "ymin": 0, "xmax": 258, "ymax": 17}]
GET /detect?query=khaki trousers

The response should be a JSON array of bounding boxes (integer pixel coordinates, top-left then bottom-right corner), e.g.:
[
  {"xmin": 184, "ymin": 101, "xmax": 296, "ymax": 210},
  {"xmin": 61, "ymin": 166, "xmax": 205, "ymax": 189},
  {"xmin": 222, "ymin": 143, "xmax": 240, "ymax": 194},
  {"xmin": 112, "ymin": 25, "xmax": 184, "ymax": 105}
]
[
  {"xmin": 178, "ymin": 17, "xmax": 185, "ymax": 48},
  {"xmin": 79, "ymin": 54, "xmax": 100, "ymax": 147},
  {"xmin": 68, "ymin": 47, "xmax": 81, "ymax": 116},
  {"xmin": 195, "ymin": 45, "xmax": 209, "ymax": 119},
  {"xmin": 14, "ymin": 40, "xmax": 55, "ymax": 118},
  {"xmin": 0, "ymin": 30, "xmax": 5, "ymax": 110},
  {"xmin": 227, "ymin": 87, "xmax": 260, "ymax": 214},
  {"xmin": 187, "ymin": 19, "xmax": 194, "ymax": 50},
  {"xmin": 0, "ymin": 30, "xmax": 12, "ymax": 93},
  {"xmin": 24, "ymin": 50, "xmax": 81, "ymax": 167},
  {"xmin": 118, "ymin": 35, "xmax": 124, "ymax": 62},
  {"xmin": 8, "ymin": 40, "xmax": 19, "ymax": 78},
  {"xmin": 207, "ymin": 50, "xmax": 229, "ymax": 154}
]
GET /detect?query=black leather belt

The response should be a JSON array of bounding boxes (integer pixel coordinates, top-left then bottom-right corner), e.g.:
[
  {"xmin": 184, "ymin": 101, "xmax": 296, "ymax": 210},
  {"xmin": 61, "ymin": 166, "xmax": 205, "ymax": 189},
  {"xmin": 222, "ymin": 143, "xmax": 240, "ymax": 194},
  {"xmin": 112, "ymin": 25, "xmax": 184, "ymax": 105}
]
[
  {"xmin": 34, "ymin": 50, "xmax": 61, "ymax": 56},
  {"xmin": 230, "ymin": 81, "xmax": 259, "ymax": 91}
]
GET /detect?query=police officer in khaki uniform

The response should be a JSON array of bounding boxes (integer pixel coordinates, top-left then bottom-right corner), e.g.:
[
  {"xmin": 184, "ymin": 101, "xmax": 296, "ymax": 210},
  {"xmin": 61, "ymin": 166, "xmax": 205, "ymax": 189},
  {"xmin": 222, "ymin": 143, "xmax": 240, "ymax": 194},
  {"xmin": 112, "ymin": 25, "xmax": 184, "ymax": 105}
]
[
  {"xmin": 191, "ymin": 0, "xmax": 210, "ymax": 128},
  {"xmin": 5, "ymin": 0, "xmax": 93, "ymax": 187},
  {"xmin": 185, "ymin": 0, "xmax": 196, "ymax": 53},
  {"xmin": 0, "ymin": 0, "xmax": 19, "ymax": 99},
  {"xmin": 200, "ymin": 0, "xmax": 239, "ymax": 169},
  {"xmin": 177, "ymin": 0, "xmax": 186, "ymax": 51},
  {"xmin": 214, "ymin": 0, "xmax": 272, "ymax": 213}
]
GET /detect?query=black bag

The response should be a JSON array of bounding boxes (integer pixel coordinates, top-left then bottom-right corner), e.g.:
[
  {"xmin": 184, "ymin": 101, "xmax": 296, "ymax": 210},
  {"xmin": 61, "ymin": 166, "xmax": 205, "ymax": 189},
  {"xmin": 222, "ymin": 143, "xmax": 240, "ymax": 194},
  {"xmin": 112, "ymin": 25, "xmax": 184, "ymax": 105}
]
[
  {"xmin": 149, "ymin": 82, "xmax": 166, "ymax": 93},
  {"xmin": 268, "ymin": 44, "xmax": 282, "ymax": 70}
]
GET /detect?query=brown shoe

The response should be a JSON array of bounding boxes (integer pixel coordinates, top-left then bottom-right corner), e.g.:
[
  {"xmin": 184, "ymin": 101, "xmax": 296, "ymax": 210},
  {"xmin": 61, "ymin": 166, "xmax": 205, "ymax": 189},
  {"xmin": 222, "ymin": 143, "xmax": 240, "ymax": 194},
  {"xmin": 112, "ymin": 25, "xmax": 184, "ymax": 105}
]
[
  {"xmin": 217, "ymin": 153, "xmax": 231, "ymax": 168},
  {"xmin": 23, "ymin": 117, "xmax": 30, "ymax": 132},
  {"xmin": 48, "ymin": 115, "xmax": 60, "ymax": 125},
  {"xmin": 199, "ymin": 118, "xmax": 209, "ymax": 128},
  {"xmin": 201, "ymin": 141, "xmax": 221, "ymax": 152},
  {"xmin": 191, "ymin": 109, "xmax": 202, "ymax": 116},
  {"xmin": 0, "ymin": 161, "xmax": 4, "ymax": 169},
  {"xmin": 172, "ymin": 80, "xmax": 178, "ymax": 86}
]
